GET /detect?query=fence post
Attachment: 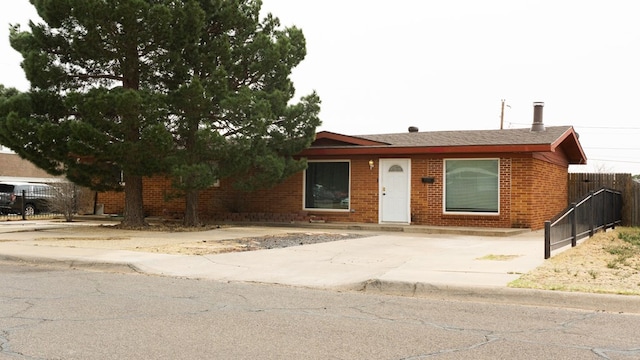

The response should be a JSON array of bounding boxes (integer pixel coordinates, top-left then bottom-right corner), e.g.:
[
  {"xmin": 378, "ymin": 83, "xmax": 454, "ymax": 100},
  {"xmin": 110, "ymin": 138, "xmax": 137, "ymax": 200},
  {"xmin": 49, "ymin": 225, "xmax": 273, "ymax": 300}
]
[
  {"xmin": 610, "ymin": 190, "xmax": 614, "ymax": 229},
  {"xmin": 589, "ymin": 191, "xmax": 595, "ymax": 237},
  {"xmin": 604, "ymin": 190, "xmax": 608, "ymax": 228},
  {"xmin": 571, "ymin": 203, "xmax": 577, "ymax": 247},
  {"xmin": 544, "ymin": 220, "xmax": 551, "ymax": 259},
  {"xmin": 613, "ymin": 191, "xmax": 617, "ymax": 228},
  {"xmin": 21, "ymin": 189, "xmax": 26, "ymax": 220}
]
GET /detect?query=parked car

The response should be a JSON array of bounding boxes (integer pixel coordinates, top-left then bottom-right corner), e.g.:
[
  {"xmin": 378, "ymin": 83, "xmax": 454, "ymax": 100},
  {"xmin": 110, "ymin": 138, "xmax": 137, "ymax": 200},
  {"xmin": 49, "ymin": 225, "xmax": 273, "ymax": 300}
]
[{"xmin": 0, "ymin": 182, "xmax": 54, "ymax": 215}]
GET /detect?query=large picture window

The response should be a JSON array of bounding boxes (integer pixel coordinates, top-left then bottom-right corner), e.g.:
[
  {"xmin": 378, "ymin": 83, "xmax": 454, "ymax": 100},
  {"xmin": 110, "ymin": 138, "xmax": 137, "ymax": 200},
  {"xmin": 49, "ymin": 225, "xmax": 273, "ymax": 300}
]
[
  {"xmin": 444, "ymin": 159, "xmax": 499, "ymax": 213},
  {"xmin": 304, "ymin": 161, "xmax": 350, "ymax": 210}
]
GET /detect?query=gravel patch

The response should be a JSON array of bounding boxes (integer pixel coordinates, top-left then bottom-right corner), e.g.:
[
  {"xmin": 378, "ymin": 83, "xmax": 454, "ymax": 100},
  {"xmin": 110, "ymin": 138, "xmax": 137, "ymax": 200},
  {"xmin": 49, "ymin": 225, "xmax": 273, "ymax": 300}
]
[
  {"xmin": 11, "ymin": 225, "xmax": 373, "ymax": 256},
  {"xmin": 229, "ymin": 232, "xmax": 368, "ymax": 250},
  {"xmin": 133, "ymin": 232, "xmax": 371, "ymax": 255}
]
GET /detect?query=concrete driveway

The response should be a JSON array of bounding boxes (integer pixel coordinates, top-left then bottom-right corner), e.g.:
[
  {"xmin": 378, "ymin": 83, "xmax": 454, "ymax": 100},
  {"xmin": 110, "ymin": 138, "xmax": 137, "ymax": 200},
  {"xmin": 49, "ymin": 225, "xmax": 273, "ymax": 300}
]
[{"xmin": 0, "ymin": 219, "xmax": 545, "ymax": 288}]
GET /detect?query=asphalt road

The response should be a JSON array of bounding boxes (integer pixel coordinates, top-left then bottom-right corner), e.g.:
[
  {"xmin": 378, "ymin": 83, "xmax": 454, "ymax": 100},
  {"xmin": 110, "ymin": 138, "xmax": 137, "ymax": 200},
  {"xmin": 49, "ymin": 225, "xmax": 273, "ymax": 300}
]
[{"xmin": 1, "ymin": 260, "xmax": 639, "ymax": 360}]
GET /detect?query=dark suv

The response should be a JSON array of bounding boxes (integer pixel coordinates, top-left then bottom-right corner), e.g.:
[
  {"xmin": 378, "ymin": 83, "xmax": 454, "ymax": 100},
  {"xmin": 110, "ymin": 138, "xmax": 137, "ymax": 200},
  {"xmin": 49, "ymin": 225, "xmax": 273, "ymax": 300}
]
[{"xmin": 0, "ymin": 182, "xmax": 54, "ymax": 215}]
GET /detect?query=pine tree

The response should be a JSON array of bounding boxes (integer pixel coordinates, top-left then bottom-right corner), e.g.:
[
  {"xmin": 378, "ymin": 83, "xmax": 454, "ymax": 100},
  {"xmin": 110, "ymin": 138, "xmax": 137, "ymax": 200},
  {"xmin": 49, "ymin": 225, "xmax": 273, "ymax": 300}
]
[
  {"xmin": 164, "ymin": 0, "xmax": 320, "ymax": 226},
  {"xmin": 0, "ymin": 0, "xmax": 320, "ymax": 227}
]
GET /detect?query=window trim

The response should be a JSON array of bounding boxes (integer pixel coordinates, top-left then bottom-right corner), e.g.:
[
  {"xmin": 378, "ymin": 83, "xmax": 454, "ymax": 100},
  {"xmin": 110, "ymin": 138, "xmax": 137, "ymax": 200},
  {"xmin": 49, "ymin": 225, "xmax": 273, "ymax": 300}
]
[
  {"xmin": 302, "ymin": 159, "xmax": 351, "ymax": 212},
  {"xmin": 442, "ymin": 158, "xmax": 500, "ymax": 215}
]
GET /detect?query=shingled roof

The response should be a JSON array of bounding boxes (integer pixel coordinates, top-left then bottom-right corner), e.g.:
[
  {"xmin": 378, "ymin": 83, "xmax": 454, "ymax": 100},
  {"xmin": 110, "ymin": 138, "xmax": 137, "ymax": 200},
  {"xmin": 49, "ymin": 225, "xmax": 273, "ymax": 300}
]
[
  {"xmin": 302, "ymin": 126, "xmax": 587, "ymax": 164},
  {"xmin": 356, "ymin": 126, "xmax": 573, "ymax": 147}
]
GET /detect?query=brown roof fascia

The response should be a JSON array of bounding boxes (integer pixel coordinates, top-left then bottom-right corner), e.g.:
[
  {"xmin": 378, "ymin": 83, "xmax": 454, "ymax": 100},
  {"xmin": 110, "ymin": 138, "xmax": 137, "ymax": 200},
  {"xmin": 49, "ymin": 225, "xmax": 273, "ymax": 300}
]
[
  {"xmin": 549, "ymin": 127, "xmax": 587, "ymax": 164},
  {"xmin": 313, "ymin": 131, "xmax": 388, "ymax": 146},
  {"xmin": 300, "ymin": 144, "xmax": 552, "ymax": 156}
]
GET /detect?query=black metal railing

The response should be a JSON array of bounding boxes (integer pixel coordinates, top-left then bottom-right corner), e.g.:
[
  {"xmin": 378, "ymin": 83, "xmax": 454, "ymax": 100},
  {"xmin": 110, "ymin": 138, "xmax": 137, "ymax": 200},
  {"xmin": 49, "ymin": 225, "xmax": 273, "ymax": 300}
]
[
  {"xmin": 544, "ymin": 187, "xmax": 622, "ymax": 259},
  {"xmin": 0, "ymin": 187, "xmax": 57, "ymax": 220}
]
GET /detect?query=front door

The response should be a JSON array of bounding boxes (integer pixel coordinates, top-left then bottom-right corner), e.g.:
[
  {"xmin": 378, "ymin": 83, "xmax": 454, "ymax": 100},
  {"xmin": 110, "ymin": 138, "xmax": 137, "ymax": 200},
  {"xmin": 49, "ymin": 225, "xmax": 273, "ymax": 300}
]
[{"xmin": 379, "ymin": 159, "xmax": 411, "ymax": 223}]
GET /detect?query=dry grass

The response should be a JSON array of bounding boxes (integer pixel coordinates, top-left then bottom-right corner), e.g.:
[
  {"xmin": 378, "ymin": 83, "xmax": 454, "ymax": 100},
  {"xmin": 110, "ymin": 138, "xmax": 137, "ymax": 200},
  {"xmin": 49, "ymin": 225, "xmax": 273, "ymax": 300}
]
[
  {"xmin": 510, "ymin": 227, "xmax": 640, "ymax": 295},
  {"xmin": 477, "ymin": 254, "xmax": 520, "ymax": 261}
]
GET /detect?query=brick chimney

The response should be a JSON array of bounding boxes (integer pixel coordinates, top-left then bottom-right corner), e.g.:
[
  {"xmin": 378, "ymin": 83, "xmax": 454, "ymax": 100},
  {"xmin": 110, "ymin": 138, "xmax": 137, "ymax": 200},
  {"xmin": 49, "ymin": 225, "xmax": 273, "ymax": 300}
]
[{"xmin": 531, "ymin": 102, "xmax": 545, "ymax": 132}]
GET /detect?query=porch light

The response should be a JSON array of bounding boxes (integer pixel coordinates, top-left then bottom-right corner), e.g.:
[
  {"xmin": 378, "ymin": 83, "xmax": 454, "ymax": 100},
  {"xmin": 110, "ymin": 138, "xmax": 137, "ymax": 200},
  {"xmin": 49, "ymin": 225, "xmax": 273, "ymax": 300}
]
[{"xmin": 368, "ymin": 160, "xmax": 374, "ymax": 170}]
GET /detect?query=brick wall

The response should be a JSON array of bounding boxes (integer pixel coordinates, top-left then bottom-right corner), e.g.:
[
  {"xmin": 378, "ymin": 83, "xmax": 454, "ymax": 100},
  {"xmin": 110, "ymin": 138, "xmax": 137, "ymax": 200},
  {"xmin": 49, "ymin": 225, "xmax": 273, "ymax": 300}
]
[
  {"xmin": 510, "ymin": 158, "xmax": 532, "ymax": 228},
  {"xmin": 530, "ymin": 158, "xmax": 569, "ymax": 228},
  {"xmin": 97, "ymin": 153, "xmax": 569, "ymax": 229},
  {"xmin": 410, "ymin": 156, "xmax": 512, "ymax": 228},
  {"xmin": 98, "ymin": 172, "xmax": 311, "ymax": 221},
  {"xmin": 509, "ymin": 157, "xmax": 568, "ymax": 229}
]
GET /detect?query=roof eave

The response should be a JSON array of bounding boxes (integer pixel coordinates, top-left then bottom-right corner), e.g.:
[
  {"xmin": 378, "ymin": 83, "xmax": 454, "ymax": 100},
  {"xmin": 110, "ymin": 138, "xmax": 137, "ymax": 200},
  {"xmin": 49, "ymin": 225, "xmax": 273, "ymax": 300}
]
[
  {"xmin": 550, "ymin": 127, "xmax": 588, "ymax": 165},
  {"xmin": 300, "ymin": 144, "xmax": 553, "ymax": 156},
  {"xmin": 314, "ymin": 131, "xmax": 388, "ymax": 146}
]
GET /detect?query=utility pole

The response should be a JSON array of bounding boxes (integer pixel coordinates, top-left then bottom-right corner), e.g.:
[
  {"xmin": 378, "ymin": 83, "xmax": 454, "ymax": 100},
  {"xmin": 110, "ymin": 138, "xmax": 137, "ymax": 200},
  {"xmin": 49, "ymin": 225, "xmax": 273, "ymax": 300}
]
[{"xmin": 500, "ymin": 99, "xmax": 510, "ymax": 129}]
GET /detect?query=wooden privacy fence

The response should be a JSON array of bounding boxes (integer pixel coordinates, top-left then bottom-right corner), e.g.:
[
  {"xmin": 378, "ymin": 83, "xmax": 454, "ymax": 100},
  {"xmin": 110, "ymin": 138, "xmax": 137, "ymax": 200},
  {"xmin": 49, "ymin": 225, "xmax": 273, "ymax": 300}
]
[
  {"xmin": 568, "ymin": 173, "xmax": 640, "ymax": 227},
  {"xmin": 545, "ymin": 187, "xmax": 622, "ymax": 259}
]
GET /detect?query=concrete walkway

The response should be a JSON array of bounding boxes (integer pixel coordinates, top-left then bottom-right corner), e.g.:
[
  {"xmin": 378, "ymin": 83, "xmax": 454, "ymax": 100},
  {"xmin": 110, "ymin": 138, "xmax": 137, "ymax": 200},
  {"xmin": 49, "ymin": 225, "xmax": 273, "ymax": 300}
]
[{"xmin": 0, "ymin": 219, "xmax": 637, "ymax": 313}]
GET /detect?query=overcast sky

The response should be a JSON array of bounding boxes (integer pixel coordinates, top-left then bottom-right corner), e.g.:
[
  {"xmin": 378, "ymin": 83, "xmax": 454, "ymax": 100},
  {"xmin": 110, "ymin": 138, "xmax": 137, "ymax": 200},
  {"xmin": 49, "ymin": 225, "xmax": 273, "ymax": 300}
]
[{"xmin": 2, "ymin": 1, "xmax": 640, "ymax": 173}]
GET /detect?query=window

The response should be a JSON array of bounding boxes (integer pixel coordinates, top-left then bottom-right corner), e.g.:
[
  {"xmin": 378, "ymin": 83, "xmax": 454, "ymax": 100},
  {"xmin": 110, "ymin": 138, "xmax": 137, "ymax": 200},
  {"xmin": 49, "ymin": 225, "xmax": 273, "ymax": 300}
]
[
  {"xmin": 444, "ymin": 159, "xmax": 499, "ymax": 213},
  {"xmin": 304, "ymin": 161, "xmax": 350, "ymax": 210}
]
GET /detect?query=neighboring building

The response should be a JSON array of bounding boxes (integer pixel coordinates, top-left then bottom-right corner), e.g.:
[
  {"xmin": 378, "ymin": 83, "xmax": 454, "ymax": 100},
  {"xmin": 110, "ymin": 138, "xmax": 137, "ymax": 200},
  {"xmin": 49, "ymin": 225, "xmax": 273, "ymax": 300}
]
[
  {"xmin": 0, "ymin": 150, "xmax": 63, "ymax": 183},
  {"xmin": 0, "ymin": 150, "xmax": 97, "ymax": 214},
  {"xmin": 98, "ymin": 102, "xmax": 587, "ymax": 230}
]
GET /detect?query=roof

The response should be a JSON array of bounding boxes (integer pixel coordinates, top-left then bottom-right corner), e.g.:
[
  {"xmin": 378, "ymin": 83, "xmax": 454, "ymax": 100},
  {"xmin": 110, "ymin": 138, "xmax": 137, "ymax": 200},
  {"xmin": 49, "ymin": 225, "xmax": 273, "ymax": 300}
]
[
  {"xmin": 302, "ymin": 126, "xmax": 587, "ymax": 164},
  {"xmin": 357, "ymin": 126, "xmax": 572, "ymax": 147}
]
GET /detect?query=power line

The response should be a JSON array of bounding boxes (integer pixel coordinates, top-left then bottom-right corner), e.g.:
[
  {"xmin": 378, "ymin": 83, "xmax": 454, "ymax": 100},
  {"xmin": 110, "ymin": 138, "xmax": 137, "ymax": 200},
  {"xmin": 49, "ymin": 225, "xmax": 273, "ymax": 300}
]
[
  {"xmin": 572, "ymin": 125, "xmax": 640, "ymax": 130},
  {"xmin": 509, "ymin": 122, "xmax": 640, "ymax": 130},
  {"xmin": 588, "ymin": 158, "xmax": 640, "ymax": 164},
  {"xmin": 585, "ymin": 147, "xmax": 640, "ymax": 151}
]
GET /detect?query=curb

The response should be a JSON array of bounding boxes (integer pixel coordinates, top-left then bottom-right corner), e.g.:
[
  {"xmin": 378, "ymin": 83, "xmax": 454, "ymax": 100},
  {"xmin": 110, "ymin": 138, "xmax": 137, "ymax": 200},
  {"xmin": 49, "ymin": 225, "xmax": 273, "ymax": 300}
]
[
  {"xmin": 344, "ymin": 279, "xmax": 640, "ymax": 314},
  {"xmin": 2, "ymin": 252, "xmax": 639, "ymax": 314},
  {"xmin": 0, "ymin": 254, "xmax": 141, "ymax": 274}
]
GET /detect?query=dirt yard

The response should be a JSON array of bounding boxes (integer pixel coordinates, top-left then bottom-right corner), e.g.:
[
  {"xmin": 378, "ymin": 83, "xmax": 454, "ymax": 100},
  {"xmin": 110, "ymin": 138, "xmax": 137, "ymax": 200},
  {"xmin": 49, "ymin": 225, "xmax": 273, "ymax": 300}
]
[
  {"xmin": 24, "ymin": 224, "xmax": 367, "ymax": 255},
  {"xmin": 510, "ymin": 228, "xmax": 640, "ymax": 295}
]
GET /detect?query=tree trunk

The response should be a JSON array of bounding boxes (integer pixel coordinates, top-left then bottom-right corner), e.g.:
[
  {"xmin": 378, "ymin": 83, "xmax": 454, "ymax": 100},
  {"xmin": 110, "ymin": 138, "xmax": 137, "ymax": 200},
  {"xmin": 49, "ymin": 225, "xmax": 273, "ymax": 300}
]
[
  {"xmin": 121, "ymin": 173, "xmax": 147, "ymax": 227},
  {"xmin": 183, "ymin": 189, "xmax": 200, "ymax": 227}
]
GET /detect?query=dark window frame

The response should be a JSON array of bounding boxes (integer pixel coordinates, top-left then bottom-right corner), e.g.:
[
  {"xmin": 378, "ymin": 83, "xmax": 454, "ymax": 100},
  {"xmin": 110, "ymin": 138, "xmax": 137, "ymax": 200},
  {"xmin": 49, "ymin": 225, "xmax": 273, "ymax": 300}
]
[{"xmin": 303, "ymin": 160, "xmax": 351, "ymax": 211}]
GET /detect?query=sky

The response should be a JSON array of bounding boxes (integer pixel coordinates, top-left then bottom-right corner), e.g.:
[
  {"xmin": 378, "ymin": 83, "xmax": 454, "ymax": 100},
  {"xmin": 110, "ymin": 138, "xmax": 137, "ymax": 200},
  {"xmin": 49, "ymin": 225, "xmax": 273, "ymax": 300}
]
[{"xmin": 1, "ymin": 1, "xmax": 640, "ymax": 174}]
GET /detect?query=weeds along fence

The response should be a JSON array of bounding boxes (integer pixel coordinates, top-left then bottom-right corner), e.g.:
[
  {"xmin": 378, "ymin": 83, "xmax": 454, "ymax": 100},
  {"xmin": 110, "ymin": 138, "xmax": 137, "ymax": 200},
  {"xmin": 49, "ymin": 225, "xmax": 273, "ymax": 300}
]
[
  {"xmin": 545, "ymin": 187, "xmax": 622, "ymax": 259},
  {"xmin": 568, "ymin": 173, "xmax": 640, "ymax": 226}
]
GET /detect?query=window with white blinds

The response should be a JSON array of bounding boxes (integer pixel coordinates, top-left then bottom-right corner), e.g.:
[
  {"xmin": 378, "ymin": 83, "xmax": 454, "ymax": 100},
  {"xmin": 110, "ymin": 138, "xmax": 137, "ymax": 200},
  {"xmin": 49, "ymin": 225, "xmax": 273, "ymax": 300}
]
[{"xmin": 444, "ymin": 159, "xmax": 499, "ymax": 213}]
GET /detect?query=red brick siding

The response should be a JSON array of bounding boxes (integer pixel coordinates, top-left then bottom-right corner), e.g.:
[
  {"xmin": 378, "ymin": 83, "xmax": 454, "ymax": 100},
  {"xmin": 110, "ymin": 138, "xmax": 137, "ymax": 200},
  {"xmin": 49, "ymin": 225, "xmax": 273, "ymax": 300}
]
[
  {"xmin": 509, "ymin": 157, "xmax": 568, "ymax": 229},
  {"xmin": 510, "ymin": 158, "xmax": 532, "ymax": 228},
  {"xmin": 409, "ymin": 156, "xmax": 512, "ymax": 228},
  {"xmin": 98, "ymin": 153, "xmax": 569, "ymax": 229},
  {"xmin": 530, "ymin": 158, "xmax": 568, "ymax": 229},
  {"xmin": 98, "ymin": 177, "xmax": 183, "ymax": 217},
  {"xmin": 302, "ymin": 156, "xmax": 378, "ymax": 223},
  {"xmin": 98, "ymin": 190, "xmax": 124, "ymax": 215}
]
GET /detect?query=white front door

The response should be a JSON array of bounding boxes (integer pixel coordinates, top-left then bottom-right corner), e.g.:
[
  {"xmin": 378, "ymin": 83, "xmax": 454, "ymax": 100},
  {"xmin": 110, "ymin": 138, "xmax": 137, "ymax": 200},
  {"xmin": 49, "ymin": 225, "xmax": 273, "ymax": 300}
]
[{"xmin": 379, "ymin": 159, "xmax": 411, "ymax": 223}]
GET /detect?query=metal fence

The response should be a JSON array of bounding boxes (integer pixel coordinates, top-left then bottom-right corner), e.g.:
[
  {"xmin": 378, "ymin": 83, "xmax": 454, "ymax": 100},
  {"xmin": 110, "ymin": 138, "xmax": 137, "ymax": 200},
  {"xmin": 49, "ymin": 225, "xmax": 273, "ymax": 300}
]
[
  {"xmin": 544, "ymin": 187, "xmax": 622, "ymax": 259},
  {"xmin": 1, "ymin": 182, "xmax": 96, "ymax": 222},
  {"xmin": 568, "ymin": 173, "xmax": 639, "ymax": 226},
  {"xmin": 0, "ymin": 187, "xmax": 58, "ymax": 220}
]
